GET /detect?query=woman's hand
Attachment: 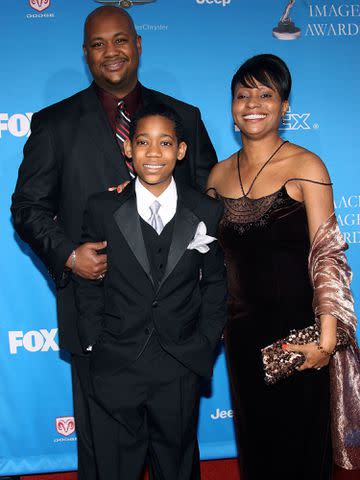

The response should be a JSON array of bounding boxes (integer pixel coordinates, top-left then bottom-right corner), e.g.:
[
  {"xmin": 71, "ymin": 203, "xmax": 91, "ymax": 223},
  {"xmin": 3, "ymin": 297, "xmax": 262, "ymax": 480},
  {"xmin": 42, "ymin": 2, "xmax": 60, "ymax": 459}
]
[{"xmin": 284, "ymin": 342, "xmax": 331, "ymax": 371}]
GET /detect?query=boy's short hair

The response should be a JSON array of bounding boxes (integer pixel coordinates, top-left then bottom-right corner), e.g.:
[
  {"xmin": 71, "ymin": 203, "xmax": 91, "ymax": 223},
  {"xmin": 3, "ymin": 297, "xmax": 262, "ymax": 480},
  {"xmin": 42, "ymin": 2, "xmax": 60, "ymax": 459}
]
[{"xmin": 129, "ymin": 103, "xmax": 185, "ymax": 143}]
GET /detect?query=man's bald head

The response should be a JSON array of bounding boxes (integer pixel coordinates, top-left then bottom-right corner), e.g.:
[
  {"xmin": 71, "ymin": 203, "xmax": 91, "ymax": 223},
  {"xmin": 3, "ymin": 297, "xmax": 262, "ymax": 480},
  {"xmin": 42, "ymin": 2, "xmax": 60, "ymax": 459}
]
[
  {"xmin": 83, "ymin": 5, "xmax": 142, "ymax": 98},
  {"xmin": 83, "ymin": 6, "xmax": 137, "ymax": 45}
]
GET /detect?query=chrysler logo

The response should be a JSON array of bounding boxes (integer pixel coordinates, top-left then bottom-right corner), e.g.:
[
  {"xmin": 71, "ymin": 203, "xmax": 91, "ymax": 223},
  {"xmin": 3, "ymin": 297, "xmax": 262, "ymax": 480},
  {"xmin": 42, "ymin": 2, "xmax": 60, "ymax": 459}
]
[{"xmin": 94, "ymin": 0, "xmax": 156, "ymax": 8}]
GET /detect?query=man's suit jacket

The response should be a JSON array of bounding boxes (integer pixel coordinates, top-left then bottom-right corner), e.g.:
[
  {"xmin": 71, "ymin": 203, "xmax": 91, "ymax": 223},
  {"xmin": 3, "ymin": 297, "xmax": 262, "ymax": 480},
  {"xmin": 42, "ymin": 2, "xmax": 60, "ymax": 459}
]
[
  {"xmin": 73, "ymin": 182, "xmax": 227, "ymax": 378},
  {"xmin": 11, "ymin": 84, "xmax": 217, "ymax": 354}
]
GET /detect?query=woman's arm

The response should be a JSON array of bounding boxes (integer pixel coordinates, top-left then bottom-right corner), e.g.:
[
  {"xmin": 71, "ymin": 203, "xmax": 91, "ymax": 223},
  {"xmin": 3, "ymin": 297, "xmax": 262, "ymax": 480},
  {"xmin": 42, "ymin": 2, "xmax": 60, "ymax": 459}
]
[{"xmin": 286, "ymin": 153, "xmax": 337, "ymax": 369}]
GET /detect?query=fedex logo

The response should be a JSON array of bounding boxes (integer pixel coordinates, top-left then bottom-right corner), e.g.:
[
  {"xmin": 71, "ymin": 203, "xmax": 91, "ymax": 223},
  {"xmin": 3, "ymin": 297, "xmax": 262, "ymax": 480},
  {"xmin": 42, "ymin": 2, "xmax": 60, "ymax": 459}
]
[
  {"xmin": 280, "ymin": 106, "xmax": 314, "ymax": 131},
  {"xmin": 0, "ymin": 113, "xmax": 33, "ymax": 138},
  {"xmin": 8, "ymin": 328, "xmax": 59, "ymax": 354}
]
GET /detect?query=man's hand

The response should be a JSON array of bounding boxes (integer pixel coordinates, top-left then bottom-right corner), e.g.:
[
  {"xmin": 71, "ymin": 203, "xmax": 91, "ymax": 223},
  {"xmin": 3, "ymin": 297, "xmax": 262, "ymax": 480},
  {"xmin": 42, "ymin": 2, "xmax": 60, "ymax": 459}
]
[
  {"xmin": 66, "ymin": 241, "xmax": 107, "ymax": 279},
  {"xmin": 108, "ymin": 180, "xmax": 130, "ymax": 193}
]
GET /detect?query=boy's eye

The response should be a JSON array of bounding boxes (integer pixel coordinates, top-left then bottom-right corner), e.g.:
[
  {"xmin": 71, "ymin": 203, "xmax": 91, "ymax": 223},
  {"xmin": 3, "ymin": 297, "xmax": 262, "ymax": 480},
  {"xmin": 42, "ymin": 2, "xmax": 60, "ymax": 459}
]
[
  {"xmin": 161, "ymin": 141, "xmax": 172, "ymax": 146},
  {"xmin": 136, "ymin": 140, "xmax": 147, "ymax": 145},
  {"xmin": 261, "ymin": 92, "xmax": 272, "ymax": 98},
  {"xmin": 237, "ymin": 94, "xmax": 248, "ymax": 99}
]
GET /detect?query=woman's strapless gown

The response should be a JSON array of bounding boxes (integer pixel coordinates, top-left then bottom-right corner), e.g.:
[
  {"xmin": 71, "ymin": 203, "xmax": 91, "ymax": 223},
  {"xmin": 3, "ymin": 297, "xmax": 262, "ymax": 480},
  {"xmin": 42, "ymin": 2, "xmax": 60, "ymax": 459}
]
[{"xmin": 218, "ymin": 186, "xmax": 332, "ymax": 480}]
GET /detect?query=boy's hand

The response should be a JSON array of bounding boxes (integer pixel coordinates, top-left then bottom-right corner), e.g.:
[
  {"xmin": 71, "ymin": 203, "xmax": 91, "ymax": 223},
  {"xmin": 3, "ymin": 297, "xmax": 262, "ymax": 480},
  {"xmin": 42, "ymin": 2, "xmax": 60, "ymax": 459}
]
[
  {"xmin": 66, "ymin": 242, "xmax": 107, "ymax": 279},
  {"xmin": 108, "ymin": 181, "xmax": 130, "ymax": 193}
]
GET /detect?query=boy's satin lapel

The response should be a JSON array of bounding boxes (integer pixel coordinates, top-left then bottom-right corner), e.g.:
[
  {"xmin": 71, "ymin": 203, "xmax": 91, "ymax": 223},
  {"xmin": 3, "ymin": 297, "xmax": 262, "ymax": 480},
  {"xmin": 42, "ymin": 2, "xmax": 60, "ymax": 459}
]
[
  {"xmin": 113, "ymin": 184, "xmax": 154, "ymax": 286},
  {"xmin": 157, "ymin": 195, "xmax": 200, "ymax": 292}
]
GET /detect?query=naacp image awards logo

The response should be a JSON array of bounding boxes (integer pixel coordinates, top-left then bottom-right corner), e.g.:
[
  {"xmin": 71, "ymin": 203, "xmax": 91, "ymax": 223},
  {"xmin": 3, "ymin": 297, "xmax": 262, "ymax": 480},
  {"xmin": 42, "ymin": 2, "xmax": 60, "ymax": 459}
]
[{"xmin": 273, "ymin": 0, "xmax": 301, "ymax": 40}]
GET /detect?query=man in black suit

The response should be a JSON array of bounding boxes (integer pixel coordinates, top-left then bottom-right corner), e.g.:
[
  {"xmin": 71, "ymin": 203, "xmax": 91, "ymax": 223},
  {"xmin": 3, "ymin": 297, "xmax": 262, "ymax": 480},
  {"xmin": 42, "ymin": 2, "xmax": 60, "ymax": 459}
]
[
  {"xmin": 73, "ymin": 104, "xmax": 227, "ymax": 480},
  {"xmin": 11, "ymin": 6, "xmax": 217, "ymax": 479}
]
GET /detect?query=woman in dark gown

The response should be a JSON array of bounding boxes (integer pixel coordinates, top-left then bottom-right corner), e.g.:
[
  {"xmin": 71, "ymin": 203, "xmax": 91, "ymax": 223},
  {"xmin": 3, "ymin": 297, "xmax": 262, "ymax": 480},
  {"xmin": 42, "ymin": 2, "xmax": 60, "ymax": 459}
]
[{"xmin": 207, "ymin": 54, "xmax": 337, "ymax": 479}]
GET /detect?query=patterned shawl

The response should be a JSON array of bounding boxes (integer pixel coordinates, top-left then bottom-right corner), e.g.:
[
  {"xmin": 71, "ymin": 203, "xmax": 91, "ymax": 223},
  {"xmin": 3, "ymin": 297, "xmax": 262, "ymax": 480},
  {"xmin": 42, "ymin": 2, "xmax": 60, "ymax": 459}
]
[{"xmin": 309, "ymin": 213, "xmax": 360, "ymax": 470}]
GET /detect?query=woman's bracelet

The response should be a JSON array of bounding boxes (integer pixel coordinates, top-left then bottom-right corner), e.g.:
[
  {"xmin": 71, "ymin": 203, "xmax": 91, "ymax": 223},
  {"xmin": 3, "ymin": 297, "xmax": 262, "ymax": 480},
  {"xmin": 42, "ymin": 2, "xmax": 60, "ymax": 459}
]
[{"xmin": 317, "ymin": 343, "xmax": 335, "ymax": 357}]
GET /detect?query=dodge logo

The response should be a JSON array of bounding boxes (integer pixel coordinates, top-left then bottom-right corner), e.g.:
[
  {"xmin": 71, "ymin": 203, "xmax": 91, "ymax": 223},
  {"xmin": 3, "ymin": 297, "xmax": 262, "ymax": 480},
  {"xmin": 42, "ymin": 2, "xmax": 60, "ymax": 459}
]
[
  {"xmin": 29, "ymin": 0, "xmax": 50, "ymax": 12},
  {"xmin": 56, "ymin": 417, "xmax": 75, "ymax": 437}
]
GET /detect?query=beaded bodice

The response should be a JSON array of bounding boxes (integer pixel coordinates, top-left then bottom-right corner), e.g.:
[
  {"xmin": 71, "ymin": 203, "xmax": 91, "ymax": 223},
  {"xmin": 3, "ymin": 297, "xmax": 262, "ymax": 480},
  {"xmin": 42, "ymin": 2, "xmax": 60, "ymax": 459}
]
[{"xmin": 219, "ymin": 185, "xmax": 304, "ymax": 235}]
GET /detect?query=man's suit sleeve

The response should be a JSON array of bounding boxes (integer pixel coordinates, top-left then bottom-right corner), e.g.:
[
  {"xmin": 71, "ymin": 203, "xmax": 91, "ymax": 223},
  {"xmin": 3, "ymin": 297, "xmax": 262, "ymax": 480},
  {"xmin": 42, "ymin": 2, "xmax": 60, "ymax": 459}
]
[
  {"xmin": 199, "ymin": 202, "xmax": 227, "ymax": 351},
  {"xmin": 72, "ymin": 196, "xmax": 105, "ymax": 352},
  {"xmin": 11, "ymin": 112, "xmax": 76, "ymax": 285},
  {"xmin": 193, "ymin": 108, "xmax": 217, "ymax": 192}
]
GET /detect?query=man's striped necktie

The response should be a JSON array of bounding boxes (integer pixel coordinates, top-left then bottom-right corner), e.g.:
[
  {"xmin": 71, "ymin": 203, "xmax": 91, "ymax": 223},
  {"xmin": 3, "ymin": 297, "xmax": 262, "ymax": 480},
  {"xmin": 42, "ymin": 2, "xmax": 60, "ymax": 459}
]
[{"xmin": 115, "ymin": 100, "xmax": 135, "ymax": 178}]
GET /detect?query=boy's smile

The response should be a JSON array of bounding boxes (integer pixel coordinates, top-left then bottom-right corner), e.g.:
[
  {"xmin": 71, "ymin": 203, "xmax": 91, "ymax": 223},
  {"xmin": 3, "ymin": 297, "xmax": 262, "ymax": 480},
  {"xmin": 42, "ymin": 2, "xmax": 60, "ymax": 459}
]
[{"xmin": 124, "ymin": 115, "xmax": 187, "ymax": 196}]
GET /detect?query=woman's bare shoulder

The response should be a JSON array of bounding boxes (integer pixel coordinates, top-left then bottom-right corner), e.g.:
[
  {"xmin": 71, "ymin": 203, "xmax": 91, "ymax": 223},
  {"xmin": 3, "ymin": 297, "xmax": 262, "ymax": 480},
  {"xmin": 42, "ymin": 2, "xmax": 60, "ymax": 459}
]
[{"xmin": 287, "ymin": 143, "xmax": 330, "ymax": 182}]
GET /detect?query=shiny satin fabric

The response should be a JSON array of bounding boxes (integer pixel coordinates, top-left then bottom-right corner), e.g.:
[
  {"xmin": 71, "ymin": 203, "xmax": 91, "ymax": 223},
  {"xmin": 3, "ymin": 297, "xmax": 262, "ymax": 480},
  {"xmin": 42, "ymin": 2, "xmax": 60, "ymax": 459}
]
[{"xmin": 309, "ymin": 213, "xmax": 360, "ymax": 470}]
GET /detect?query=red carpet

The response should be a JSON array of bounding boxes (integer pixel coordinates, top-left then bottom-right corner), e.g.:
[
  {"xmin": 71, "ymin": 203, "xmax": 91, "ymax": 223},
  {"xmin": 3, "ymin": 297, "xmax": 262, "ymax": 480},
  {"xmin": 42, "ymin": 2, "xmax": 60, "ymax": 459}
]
[
  {"xmin": 18, "ymin": 460, "xmax": 359, "ymax": 479},
  {"xmin": 19, "ymin": 459, "xmax": 241, "ymax": 479}
]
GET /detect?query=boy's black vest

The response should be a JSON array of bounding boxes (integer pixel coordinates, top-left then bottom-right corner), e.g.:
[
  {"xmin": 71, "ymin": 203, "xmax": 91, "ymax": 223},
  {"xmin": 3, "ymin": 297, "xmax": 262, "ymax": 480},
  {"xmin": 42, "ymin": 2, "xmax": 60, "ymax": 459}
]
[
  {"xmin": 139, "ymin": 215, "xmax": 187, "ymax": 377},
  {"xmin": 140, "ymin": 216, "xmax": 176, "ymax": 288}
]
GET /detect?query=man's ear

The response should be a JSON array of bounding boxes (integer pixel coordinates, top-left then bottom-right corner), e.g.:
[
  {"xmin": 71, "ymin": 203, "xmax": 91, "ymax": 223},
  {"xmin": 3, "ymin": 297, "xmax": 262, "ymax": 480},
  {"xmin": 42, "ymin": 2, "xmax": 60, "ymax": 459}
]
[
  {"xmin": 177, "ymin": 141, "xmax": 187, "ymax": 161},
  {"xmin": 83, "ymin": 45, "xmax": 88, "ymax": 62},
  {"xmin": 136, "ymin": 35, "xmax": 142, "ymax": 57},
  {"xmin": 124, "ymin": 139, "xmax": 132, "ymax": 159}
]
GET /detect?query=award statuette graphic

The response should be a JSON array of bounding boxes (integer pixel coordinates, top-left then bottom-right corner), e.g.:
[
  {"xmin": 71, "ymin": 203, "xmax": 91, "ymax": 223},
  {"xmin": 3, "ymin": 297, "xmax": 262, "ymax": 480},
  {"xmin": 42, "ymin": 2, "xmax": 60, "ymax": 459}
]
[
  {"xmin": 273, "ymin": 0, "xmax": 301, "ymax": 40},
  {"xmin": 95, "ymin": 0, "xmax": 156, "ymax": 8}
]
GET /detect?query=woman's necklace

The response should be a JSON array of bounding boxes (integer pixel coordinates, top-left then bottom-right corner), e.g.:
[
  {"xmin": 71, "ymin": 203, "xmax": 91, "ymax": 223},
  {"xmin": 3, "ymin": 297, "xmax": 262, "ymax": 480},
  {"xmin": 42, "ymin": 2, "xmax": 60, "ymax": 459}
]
[{"xmin": 237, "ymin": 140, "xmax": 289, "ymax": 198}]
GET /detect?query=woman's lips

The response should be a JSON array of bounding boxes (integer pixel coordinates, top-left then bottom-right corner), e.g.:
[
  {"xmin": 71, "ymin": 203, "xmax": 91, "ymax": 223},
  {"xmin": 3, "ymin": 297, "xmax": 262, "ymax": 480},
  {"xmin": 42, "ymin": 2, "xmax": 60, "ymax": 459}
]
[{"xmin": 243, "ymin": 114, "xmax": 267, "ymax": 120}]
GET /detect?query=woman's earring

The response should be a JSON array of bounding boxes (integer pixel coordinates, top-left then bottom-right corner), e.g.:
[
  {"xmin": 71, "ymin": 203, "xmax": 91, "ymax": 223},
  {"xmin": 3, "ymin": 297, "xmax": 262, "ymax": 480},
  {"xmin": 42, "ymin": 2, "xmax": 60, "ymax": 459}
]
[{"xmin": 281, "ymin": 115, "xmax": 286, "ymax": 125}]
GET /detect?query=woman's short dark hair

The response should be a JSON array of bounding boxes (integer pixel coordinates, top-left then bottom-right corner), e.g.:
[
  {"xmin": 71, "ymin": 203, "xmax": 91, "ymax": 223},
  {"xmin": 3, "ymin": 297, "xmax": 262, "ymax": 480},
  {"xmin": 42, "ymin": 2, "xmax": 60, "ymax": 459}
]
[
  {"xmin": 129, "ymin": 103, "xmax": 185, "ymax": 142},
  {"xmin": 231, "ymin": 54, "xmax": 292, "ymax": 101}
]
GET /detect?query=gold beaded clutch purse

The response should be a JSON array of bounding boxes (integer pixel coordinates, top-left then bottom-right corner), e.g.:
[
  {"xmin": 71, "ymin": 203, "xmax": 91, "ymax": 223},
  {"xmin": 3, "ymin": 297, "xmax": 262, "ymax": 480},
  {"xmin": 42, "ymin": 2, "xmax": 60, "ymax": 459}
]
[{"xmin": 261, "ymin": 324, "xmax": 349, "ymax": 385}]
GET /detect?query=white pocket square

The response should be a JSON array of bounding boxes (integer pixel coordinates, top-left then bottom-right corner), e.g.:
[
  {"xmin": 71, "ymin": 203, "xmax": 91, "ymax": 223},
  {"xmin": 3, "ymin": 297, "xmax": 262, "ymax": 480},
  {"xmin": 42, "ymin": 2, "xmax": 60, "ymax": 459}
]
[{"xmin": 187, "ymin": 221, "xmax": 217, "ymax": 253}]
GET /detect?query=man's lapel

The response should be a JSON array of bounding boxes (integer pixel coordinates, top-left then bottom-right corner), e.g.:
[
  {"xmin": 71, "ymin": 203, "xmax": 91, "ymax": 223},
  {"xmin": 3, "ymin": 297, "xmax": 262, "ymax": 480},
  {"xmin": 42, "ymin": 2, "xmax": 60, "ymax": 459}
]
[
  {"xmin": 158, "ymin": 186, "xmax": 200, "ymax": 291},
  {"xmin": 79, "ymin": 85, "xmax": 130, "ymax": 181},
  {"xmin": 113, "ymin": 183, "xmax": 154, "ymax": 286}
]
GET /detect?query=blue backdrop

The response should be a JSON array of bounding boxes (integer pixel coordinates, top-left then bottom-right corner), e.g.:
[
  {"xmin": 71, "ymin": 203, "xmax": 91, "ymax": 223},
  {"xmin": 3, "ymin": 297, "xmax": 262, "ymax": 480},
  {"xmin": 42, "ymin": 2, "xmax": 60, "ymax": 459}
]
[{"xmin": 1, "ymin": 0, "xmax": 360, "ymax": 475}]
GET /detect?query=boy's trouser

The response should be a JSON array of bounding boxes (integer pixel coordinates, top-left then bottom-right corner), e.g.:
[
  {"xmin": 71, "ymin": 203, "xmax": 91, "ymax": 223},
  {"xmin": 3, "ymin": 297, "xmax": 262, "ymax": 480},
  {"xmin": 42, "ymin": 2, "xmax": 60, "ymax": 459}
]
[{"xmin": 88, "ymin": 334, "xmax": 201, "ymax": 480}]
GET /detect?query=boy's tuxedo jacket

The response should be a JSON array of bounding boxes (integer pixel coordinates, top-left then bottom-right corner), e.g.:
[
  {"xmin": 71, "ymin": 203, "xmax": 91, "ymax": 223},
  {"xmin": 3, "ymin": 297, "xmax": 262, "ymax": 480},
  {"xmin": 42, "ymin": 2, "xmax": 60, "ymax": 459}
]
[
  {"xmin": 74, "ymin": 181, "xmax": 227, "ymax": 378},
  {"xmin": 11, "ymin": 83, "xmax": 217, "ymax": 354}
]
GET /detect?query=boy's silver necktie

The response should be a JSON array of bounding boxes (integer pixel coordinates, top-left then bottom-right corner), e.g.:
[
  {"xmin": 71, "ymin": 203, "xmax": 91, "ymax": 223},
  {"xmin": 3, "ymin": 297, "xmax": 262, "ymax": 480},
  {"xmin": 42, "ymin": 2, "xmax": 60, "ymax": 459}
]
[{"xmin": 149, "ymin": 201, "xmax": 164, "ymax": 235}]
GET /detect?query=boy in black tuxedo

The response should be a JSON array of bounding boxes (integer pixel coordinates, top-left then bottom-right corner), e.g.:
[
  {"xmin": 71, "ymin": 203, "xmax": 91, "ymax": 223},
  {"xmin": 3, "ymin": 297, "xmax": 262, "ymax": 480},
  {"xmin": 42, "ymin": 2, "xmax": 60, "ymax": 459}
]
[{"xmin": 73, "ymin": 104, "xmax": 227, "ymax": 480}]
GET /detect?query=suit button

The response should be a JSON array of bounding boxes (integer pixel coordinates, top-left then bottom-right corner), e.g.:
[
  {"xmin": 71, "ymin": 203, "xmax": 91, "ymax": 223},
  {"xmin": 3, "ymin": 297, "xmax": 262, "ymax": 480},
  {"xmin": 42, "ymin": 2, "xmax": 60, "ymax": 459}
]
[
  {"xmin": 152, "ymin": 301, "xmax": 158, "ymax": 308},
  {"xmin": 144, "ymin": 328, "xmax": 150, "ymax": 335}
]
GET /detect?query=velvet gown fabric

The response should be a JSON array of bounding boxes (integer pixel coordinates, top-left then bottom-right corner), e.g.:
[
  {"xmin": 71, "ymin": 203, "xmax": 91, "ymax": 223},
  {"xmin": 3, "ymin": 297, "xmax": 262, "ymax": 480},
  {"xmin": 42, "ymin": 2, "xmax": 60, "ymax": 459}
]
[{"xmin": 218, "ymin": 186, "xmax": 332, "ymax": 480}]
